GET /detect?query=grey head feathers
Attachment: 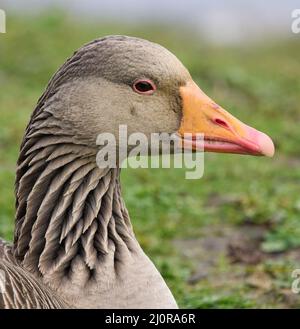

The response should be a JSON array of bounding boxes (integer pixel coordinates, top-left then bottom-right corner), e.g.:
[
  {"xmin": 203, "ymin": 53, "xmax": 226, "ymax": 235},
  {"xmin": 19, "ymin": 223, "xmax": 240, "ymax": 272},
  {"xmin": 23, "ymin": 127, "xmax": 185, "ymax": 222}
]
[{"xmin": 1, "ymin": 35, "xmax": 187, "ymax": 308}]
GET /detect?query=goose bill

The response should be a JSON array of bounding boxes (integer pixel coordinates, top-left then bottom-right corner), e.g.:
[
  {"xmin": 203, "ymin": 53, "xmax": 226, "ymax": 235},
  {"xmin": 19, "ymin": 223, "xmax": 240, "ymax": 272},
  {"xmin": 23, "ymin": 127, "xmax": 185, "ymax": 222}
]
[{"xmin": 177, "ymin": 81, "xmax": 275, "ymax": 157}]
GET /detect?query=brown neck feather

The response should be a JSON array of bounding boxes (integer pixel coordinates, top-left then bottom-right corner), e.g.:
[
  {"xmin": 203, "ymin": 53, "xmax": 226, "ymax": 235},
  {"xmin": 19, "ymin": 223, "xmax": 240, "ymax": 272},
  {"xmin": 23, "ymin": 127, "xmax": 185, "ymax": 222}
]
[{"xmin": 13, "ymin": 110, "xmax": 135, "ymax": 279}]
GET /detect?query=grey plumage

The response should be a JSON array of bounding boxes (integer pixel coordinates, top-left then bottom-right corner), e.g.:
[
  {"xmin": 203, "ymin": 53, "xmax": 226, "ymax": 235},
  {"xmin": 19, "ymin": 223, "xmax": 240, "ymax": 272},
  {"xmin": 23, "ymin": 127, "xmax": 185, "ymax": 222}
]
[
  {"xmin": 0, "ymin": 36, "xmax": 186, "ymax": 308},
  {"xmin": 0, "ymin": 239, "xmax": 68, "ymax": 308}
]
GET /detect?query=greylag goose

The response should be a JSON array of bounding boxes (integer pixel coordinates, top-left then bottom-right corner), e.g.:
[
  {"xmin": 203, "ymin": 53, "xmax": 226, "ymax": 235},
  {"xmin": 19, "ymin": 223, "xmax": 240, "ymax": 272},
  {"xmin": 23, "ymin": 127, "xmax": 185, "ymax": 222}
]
[{"xmin": 0, "ymin": 35, "xmax": 274, "ymax": 309}]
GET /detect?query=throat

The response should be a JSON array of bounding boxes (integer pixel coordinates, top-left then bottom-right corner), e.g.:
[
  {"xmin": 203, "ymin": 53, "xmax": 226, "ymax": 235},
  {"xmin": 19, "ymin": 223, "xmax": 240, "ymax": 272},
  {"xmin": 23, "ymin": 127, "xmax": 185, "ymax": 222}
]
[
  {"xmin": 13, "ymin": 138, "xmax": 136, "ymax": 282},
  {"xmin": 13, "ymin": 111, "xmax": 177, "ymax": 308}
]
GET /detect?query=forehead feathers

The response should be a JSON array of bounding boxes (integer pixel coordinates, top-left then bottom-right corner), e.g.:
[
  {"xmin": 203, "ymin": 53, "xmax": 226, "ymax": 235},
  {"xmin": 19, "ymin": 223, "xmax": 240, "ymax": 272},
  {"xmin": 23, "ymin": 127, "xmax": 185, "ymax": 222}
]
[{"xmin": 56, "ymin": 35, "xmax": 190, "ymax": 88}]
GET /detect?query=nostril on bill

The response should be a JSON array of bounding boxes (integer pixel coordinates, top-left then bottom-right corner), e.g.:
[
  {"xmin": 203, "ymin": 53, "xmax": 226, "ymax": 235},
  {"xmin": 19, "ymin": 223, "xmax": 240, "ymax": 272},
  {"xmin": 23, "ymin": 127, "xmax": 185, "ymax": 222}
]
[{"xmin": 214, "ymin": 118, "xmax": 230, "ymax": 129}]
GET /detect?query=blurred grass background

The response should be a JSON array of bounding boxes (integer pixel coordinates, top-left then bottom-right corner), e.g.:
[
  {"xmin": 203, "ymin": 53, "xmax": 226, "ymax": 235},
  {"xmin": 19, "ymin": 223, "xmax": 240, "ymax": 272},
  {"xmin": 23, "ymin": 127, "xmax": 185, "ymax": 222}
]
[{"xmin": 0, "ymin": 11, "xmax": 300, "ymax": 308}]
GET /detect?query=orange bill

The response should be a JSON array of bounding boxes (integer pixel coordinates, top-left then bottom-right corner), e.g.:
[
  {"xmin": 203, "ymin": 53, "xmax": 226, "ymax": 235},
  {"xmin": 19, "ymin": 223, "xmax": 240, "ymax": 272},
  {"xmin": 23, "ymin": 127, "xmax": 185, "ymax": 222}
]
[{"xmin": 177, "ymin": 80, "xmax": 275, "ymax": 157}]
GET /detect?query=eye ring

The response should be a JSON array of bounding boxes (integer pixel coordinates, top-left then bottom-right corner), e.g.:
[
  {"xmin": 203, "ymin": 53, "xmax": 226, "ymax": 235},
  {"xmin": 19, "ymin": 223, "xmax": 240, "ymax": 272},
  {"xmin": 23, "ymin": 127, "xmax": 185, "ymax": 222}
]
[{"xmin": 132, "ymin": 78, "xmax": 156, "ymax": 95}]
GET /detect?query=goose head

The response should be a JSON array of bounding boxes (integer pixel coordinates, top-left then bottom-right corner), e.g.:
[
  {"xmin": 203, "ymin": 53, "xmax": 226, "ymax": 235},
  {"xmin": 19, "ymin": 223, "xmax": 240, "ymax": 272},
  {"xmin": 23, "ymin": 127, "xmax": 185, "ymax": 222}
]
[
  {"xmin": 44, "ymin": 35, "xmax": 275, "ymax": 165},
  {"xmin": 11, "ymin": 36, "xmax": 276, "ymax": 309}
]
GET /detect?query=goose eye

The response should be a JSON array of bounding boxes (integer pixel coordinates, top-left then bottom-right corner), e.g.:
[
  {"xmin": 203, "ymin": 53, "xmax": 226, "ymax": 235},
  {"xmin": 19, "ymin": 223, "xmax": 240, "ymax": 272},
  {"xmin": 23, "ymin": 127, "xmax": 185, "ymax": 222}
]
[{"xmin": 133, "ymin": 79, "xmax": 156, "ymax": 95}]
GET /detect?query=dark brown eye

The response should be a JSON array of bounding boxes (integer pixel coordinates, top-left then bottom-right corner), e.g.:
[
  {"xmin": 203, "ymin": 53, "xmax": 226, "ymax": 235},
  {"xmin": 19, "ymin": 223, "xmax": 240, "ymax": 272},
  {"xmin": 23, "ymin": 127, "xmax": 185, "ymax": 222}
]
[{"xmin": 133, "ymin": 79, "xmax": 156, "ymax": 95}]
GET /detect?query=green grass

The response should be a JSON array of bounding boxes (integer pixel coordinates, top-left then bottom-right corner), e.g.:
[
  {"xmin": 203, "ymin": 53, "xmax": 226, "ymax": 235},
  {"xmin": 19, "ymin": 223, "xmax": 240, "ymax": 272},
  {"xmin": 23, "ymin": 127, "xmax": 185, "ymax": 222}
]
[{"xmin": 0, "ymin": 12, "xmax": 300, "ymax": 308}]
